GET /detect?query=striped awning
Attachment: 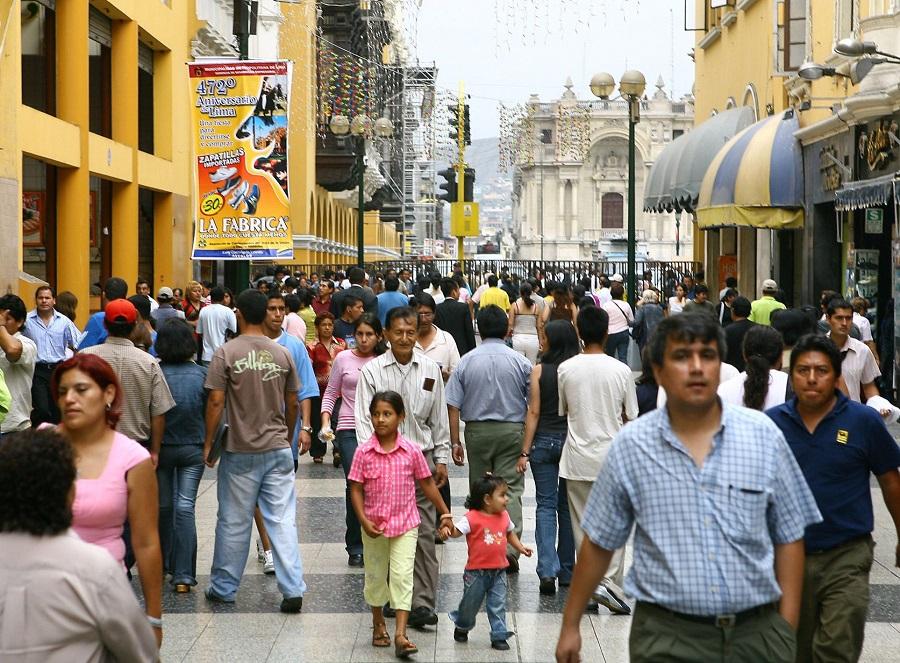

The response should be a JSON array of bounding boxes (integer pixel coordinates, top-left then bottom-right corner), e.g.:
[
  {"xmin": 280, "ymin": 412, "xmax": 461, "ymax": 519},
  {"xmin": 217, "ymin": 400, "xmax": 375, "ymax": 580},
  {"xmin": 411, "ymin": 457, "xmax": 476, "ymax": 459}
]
[
  {"xmin": 643, "ymin": 106, "xmax": 755, "ymax": 214},
  {"xmin": 696, "ymin": 111, "xmax": 804, "ymax": 229}
]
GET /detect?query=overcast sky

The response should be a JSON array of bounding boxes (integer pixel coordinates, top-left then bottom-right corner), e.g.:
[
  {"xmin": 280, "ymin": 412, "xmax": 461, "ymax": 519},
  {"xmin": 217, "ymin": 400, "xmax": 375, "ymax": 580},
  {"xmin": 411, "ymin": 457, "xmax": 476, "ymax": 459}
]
[{"xmin": 413, "ymin": 0, "xmax": 696, "ymax": 140}]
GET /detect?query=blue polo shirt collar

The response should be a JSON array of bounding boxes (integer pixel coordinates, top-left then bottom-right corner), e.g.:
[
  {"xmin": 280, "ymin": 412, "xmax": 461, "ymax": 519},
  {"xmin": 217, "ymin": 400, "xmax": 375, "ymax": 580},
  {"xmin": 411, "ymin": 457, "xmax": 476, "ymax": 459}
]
[{"xmin": 781, "ymin": 390, "xmax": 848, "ymax": 429}]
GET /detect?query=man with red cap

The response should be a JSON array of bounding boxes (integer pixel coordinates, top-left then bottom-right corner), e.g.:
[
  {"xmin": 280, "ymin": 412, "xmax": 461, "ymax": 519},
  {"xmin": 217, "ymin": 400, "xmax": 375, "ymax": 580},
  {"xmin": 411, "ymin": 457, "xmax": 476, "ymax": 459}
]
[{"xmin": 80, "ymin": 299, "xmax": 174, "ymax": 464}]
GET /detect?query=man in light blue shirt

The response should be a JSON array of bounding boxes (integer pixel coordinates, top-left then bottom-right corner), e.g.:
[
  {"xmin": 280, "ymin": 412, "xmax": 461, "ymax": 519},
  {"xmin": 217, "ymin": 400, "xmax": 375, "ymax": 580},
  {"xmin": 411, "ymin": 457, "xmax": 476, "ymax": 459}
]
[
  {"xmin": 447, "ymin": 305, "xmax": 531, "ymax": 568},
  {"xmin": 375, "ymin": 276, "xmax": 409, "ymax": 328},
  {"xmin": 555, "ymin": 314, "xmax": 821, "ymax": 663},
  {"xmin": 23, "ymin": 286, "xmax": 81, "ymax": 425},
  {"xmin": 78, "ymin": 277, "xmax": 128, "ymax": 349}
]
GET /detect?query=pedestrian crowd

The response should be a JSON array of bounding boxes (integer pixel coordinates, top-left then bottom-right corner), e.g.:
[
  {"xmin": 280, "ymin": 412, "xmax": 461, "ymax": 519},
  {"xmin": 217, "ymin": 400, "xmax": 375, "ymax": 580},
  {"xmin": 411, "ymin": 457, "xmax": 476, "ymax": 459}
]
[{"xmin": 0, "ymin": 263, "xmax": 898, "ymax": 663}]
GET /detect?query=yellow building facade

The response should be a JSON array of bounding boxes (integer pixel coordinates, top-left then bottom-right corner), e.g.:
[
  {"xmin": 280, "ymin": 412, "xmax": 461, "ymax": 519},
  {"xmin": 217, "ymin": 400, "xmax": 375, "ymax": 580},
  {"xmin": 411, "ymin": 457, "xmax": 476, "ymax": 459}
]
[
  {"xmin": 692, "ymin": 0, "xmax": 856, "ymax": 300},
  {"xmin": 1, "ymin": 0, "xmax": 195, "ymax": 327}
]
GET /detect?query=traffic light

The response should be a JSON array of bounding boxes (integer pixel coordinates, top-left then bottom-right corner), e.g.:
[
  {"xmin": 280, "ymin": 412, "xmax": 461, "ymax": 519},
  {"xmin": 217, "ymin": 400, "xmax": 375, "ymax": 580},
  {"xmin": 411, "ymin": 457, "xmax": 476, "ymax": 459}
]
[
  {"xmin": 448, "ymin": 104, "xmax": 460, "ymax": 143},
  {"xmin": 437, "ymin": 167, "xmax": 457, "ymax": 203},
  {"xmin": 463, "ymin": 167, "xmax": 475, "ymax": 202},
  {"xmin": 463, "ymin": 105, "xmax": 471, "ymax": 145}
]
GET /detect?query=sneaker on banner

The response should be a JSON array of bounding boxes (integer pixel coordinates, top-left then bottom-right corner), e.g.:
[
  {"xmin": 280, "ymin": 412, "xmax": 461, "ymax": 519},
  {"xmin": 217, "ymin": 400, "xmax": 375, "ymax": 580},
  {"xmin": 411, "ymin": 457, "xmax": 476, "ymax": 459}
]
[
  {"xmin": 243, "ymin": 184, "xmax": 260, "ymax": 215},
  {"xmin": 217, "ymin": 175, "xmax": 242, "ymax": 196},
  {"xmin": 209, "ymin": 165, "xmax": 237, "ymax": 183},
  {"xmin": 228, "ymin": 181, "xmax": 249, "ymax": 209}
]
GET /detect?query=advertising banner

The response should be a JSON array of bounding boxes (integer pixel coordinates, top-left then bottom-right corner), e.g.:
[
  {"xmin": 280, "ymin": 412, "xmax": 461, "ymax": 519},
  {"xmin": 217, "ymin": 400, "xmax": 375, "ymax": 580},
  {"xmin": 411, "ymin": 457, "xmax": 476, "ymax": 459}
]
[{"xmin": 189, "ymin": 60, "xmax": 293, "ymax": 260}]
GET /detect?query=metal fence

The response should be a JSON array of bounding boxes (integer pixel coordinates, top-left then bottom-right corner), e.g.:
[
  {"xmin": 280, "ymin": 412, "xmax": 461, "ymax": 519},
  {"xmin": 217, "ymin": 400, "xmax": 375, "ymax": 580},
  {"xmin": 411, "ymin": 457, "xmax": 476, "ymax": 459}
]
[{"xmin": 268, "ymin": 259, "xmax": 702, "ymax": 290}]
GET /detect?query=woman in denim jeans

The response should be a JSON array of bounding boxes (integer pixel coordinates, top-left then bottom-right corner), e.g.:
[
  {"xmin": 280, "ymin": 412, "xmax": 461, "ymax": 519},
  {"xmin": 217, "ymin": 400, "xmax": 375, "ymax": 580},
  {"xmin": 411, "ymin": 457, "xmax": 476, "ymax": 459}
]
[
  {"xmin": 515, "ymin": 320, "xmax": 580, "ymax": 596},
  {"xmin": 155, "ymin": 319, "xmax": 208, "ymax": 593}
]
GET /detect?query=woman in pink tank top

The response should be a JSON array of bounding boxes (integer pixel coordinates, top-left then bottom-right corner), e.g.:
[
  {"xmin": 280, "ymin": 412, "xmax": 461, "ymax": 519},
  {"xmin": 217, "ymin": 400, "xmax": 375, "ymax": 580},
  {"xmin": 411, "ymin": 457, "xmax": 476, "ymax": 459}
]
[{"xmin": 52, "ymin": 354, "xmax": 163, "ymax": 648}]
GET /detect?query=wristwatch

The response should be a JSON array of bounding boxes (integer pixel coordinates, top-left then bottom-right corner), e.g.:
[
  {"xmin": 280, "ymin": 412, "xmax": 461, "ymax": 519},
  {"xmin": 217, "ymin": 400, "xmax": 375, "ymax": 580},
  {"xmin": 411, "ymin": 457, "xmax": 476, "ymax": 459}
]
[{"xmin": 301, "ymin": 426, "xmax": 314, "ymax": 434}]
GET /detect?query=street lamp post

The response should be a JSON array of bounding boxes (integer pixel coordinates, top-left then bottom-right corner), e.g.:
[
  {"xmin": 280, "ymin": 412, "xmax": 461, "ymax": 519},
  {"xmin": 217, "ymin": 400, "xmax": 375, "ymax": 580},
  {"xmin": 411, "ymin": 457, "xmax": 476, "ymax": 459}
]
[
  {"xmin": 590, "ymin": 70, "xmax": 646, "ymax": 304},
  {"xmin": 329, "ymin": 114, "xmax": 393, "ymax": 267}
]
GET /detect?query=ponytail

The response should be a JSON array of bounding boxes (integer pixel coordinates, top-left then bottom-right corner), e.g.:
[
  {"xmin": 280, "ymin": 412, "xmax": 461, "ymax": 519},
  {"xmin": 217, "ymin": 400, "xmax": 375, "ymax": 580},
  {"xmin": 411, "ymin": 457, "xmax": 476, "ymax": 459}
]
[
  {"xmin": 743, "ymin": 354, "xmax": 771, "ymax": 410},
  {"xmin": 740, "ymin": 325, "xmax": 784, "ymax": 410}
]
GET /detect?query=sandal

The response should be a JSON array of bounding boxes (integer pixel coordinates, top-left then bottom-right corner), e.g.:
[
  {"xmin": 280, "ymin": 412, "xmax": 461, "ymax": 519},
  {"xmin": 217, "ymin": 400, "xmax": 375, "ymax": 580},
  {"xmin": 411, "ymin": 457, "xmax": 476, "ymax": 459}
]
[
  {"xmin": 394, "ymin": 634, "xmax": 418, "ymax": 658},
  {"xmin": 372, "ymin": 624, "xmax": 391, "ymax": 647}
]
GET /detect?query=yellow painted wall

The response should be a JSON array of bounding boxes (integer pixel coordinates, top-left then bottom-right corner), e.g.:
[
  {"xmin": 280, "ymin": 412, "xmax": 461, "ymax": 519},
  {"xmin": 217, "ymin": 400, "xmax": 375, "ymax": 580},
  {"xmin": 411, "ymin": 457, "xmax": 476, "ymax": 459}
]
[{"xmin": 4, "ymin": 0, "xmax": 193, "ymax": 326}]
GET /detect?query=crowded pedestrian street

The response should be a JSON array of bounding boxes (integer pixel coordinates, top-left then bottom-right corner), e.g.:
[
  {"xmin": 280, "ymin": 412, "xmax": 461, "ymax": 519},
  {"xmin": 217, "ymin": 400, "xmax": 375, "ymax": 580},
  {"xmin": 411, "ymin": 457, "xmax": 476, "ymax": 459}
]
[{"xmin": 138, "ymin": 450, "xmax": 900, "ymax": 662}]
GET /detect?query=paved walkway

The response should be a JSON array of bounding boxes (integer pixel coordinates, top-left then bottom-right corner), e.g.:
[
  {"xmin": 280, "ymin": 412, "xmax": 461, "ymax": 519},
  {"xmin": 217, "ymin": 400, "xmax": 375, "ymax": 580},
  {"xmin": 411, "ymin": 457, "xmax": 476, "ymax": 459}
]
[{"xmin": 146, "ymin": 453, "xmax": 900, "ymax": 662}]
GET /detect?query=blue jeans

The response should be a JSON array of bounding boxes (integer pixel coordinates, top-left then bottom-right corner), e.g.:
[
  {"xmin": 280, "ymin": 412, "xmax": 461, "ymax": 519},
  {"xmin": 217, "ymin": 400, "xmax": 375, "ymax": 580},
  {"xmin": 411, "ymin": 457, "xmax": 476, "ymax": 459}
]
[
  {"xmin": 530, "ymin": 432, "xmax": 575, "ymax": 582},
  {"xmin": 335, "ymin": 429, "xmax": 363, "ymax": 556},
  {"xmin": 606, "ymin": 330, "xmax": 630, "ymax": 364},
  {"xmin": 157, "ymin": 445, "xmax": 205, "ymax": 586},
  {"xmin": 449, "ymin": 569, "xmax": 514, "ymax": 642},
  {"xmin": 209, "ymin": 448, "xmax": 306, "ymax": 600}
]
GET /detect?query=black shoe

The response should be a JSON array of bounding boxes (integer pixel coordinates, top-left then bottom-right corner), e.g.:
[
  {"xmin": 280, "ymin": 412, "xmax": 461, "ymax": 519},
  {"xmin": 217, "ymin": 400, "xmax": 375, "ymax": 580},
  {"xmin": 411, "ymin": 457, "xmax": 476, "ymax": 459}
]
[
  {"xmin": 383, "ymin": 602, "xmax": 396, "ymax": 618},
  {"xmin": 408, "ymin": 606, "xmax": 438, "ymax": 628},
  {"xmin": 558, "ymin": 578, "xmax": 572, "ymax": 588},
  {"xmin": 492, "ymin": 640, "xmax": 510, "ymax": 651},
  {"xmin": 280, "ymin": 596, "xmax": 303, "ymax": 613},
  {"xmin": 585, "ymin": 600, "xmax": 599, "ymax": 614},
  {"xmin": 348, "ymin": 553, "xmax": 364, "ymax": 567},
  {"xmin": 505, "ymin": 554, "xmax": 519, "ymax": 574},
  {"xmin": 204, "ymin": 588, "xmax": 234, "ymax": 604},
  {"xmin": 539, "ymin": 577, "xmax": 556, "ymax": 596},
  {"xmin": 453, "ymin": 628, "xmax": 468, "ymax": 643}
]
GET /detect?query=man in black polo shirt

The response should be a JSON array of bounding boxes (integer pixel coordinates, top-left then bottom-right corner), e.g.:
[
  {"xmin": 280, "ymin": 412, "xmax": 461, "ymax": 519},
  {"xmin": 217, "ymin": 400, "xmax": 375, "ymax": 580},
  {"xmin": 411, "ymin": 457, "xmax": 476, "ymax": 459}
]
[
  {"xmin": 766, "ymin": 334, "xmax": 900, "ymax": 663},
  {"xmin": 724, "ymin": 296, "xmax": 753, "ymax": 371}
]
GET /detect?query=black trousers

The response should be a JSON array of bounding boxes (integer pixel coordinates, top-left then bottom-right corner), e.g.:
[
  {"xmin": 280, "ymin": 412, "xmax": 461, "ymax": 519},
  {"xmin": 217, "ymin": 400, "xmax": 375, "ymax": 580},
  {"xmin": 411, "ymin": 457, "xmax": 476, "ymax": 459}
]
[{"xmin": 31, "ymin": 362, "xmax": 61, "ymax": 426}]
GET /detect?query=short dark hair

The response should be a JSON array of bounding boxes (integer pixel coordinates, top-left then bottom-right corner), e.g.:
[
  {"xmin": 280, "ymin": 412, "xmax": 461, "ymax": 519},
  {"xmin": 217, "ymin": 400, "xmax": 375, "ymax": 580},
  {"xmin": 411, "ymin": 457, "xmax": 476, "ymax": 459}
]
[
  {"xmin": 341, "ymin": 294, "xmax": 362, "ymax": 313},
  {"xmin": 416, "ymin": 292, "xmax": 437, "ymax": 312},
  {"xmin": 722, "ymin": 288, "xmax": 738, "ymax": 301},
  {"xmin": 648, "ymin": 313, "xmax": 725, "ymax": 367},
  {"xmin": 347, "ymin": 266, "xmax": 365, "ymax": 285},
  {"xmin": 732, "ymin": 296, "xmax": 751, "ymax": 318},
  {"xmin": 695, "ymin": 284, "xmax": 709, "ymax": 296},
  {"xmin": 464, "ymin": 472, "xmax": 508, "ymax": 511},
  {"xmin": 386, "ymin": 306, "xmax": 418, "ymax": 330},
  {"xmin": 369, "ymin": 390, "xmax": 405, "ymax": 417},
  {"xmin": 826, "ymin": 298, "xmax": 853, "ymax": 317},
  {"xmin": 155, "ymin": 319, "xmax": 198, "ymax": 364},
  {"xmin": 0, "ymin": 429, "xmax": 76, "ymax": 535},
  {"xmin": 385, "ymin": 276, "xmax": 400, "ymax": 292},
  {"xmin": 267, "ymin": 290, "xmax": 285, "ymax": 303},
  {"xmin": 127, "ymin": 294, "xmax": 151, "ymax": 321},
  {"xmin": 314, "ymin": 311, "xmax": 336, "ymax": 327},
  {"xmin": 35, "ymin": 285, "xmax": 55, "ymax": 299},
  {"xmin": 210, "ymin": 286, "xmax": 225, "ymax": 303},
  {"xmin": 104, "ymin": 318, "xmax": 136, "ymax": 338},
  {"xmin": 135, "ymin": 278, "xmax": 150, "ymax": 290},
  {"xmin": 103, "ymin": 277, "xmax": 128, "ymax": 301},
  {"xmin": 487, "ymin": 275, "xmax": 499, "ymax": 287},
  {"xmin": 0, "ymin": 294, "xmax": 27, "ymax": 324},
  {"xmin": 576, "ymin": 305, "xmax": 609, "ymax": 346},
  {"xmin": 440, "ymin": 277, "xmax": 458, "ymax": 298},
  {"xmin": 541, "ymin": 320, "xmax": 581, "ymax": 365},
  {"xmin": 790, "ymin": 333, "xmax": 842, "ymax": 378},
  {"xmin": 770, "ymin": 308, "xmax": 816, "ymax": 346},
  {"xmin": 236, "ymin": 289, "xmax": 268, "ymax": 325},
  {"xmin": 476, "ymin": 305, "xmax": 508, "ymax": 340},
  {"xmin": 725, "ymin": 276, "xmax": 738, "ymax": 288},
  {"xmin": 610, "ymin": 283, "xmax": 625, "ymax": 300},
  {"xmin": 284, "ymin": 294, "xmax": 301, "ymax": 314}
]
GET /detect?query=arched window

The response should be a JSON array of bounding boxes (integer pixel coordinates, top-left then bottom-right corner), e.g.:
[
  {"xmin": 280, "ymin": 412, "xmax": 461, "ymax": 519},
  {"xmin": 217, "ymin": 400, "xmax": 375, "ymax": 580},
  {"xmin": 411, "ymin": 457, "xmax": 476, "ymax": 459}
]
[{"xmin": 601, "ymin": 192, "xmax": 624, "ymax": 229}]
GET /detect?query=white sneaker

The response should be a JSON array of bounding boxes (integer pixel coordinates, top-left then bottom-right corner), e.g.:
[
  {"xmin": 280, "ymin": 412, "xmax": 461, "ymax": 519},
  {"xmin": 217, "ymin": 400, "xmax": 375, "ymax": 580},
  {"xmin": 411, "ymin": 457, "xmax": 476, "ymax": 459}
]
[
  {"xmin": 228, "ymin": 181, "xmax": 249, "ymax": 208},
  {"xmin": 592, "ymin": 584, "xmax": 631, "ymax": 615},
  {"xmin": 256, "ymin": 538, "xmax": 266, "ymax": 563},
  {"xmin": 264, "ymin": 550, "xmax": 275, "ymax": 575},
  {"xmin": 209, "ymin": 165, "xmax": 237, "ymax": 183}
]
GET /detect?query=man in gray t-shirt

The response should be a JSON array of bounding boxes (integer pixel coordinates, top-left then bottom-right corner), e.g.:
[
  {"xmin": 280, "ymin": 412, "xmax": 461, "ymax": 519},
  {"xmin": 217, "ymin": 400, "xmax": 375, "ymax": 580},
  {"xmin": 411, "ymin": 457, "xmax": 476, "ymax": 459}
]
[{"xmin": 203, "ymin": 290, "xmax": 306, "ymax": 613}]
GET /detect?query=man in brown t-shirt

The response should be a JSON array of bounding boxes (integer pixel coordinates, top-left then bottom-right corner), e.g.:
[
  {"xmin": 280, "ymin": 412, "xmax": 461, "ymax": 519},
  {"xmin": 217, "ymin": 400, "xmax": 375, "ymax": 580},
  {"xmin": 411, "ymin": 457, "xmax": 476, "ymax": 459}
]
[{"xmin": 203, "ymin": 289, "xmax": 306, "ymax": 613}]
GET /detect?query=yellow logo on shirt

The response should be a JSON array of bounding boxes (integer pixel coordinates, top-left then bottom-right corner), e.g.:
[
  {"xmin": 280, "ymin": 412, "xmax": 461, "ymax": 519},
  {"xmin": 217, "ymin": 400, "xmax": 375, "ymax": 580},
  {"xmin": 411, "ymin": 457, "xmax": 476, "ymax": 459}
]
[{"xmin": 836, "ymin": 429, "xmax": 849, "ymax": 445}]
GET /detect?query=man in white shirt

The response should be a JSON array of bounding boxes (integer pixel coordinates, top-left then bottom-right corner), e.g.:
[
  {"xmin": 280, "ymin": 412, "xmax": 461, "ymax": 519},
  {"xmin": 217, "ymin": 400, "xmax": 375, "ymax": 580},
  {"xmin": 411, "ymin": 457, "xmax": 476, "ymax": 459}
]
[
  {"xmin": 0, "ymin": 295, "xmax": 37, "ymax": 436},
  {"xmin": 135, "ymin": 278, "xmax": 159, "ymax": 312},
  {"xmin": 558, "ymin": 305, "xmax": 638, "ymax": 615},
  {"xmin": 196, "ymin": 286, "xmax": 237, "ymax": 365},
  {"xmin": 826, "ymin": 298, "xmax": 881, "ymax": 404}
]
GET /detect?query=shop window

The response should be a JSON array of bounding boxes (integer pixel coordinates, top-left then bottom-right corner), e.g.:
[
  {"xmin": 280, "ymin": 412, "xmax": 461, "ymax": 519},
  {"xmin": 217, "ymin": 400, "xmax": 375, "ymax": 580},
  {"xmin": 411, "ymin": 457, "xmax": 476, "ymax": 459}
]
[
  {"xmin": 601, "ymin": 193, "xmax": 624, "ymax": 229},
  {"xmin": 89, "ymin": 7, "xmax": 112, "ymax": 137},
  {"xmin": 138, "ymin": 188, "xmax": 154, "ymax": 285},
  {"xmin": 21, "ymin": 0, "xmax": 56, "ymax": 113},
  {"xmin": 89, "ymin": 176, "xmax": 112, "ymax": 291},
  {"xmin": 138, "ymin": 43, "xmax": 154, "ymax": 153},
  {"xmin": 22, "ymin": 156, "xmax": 57, "ymax": 285}
]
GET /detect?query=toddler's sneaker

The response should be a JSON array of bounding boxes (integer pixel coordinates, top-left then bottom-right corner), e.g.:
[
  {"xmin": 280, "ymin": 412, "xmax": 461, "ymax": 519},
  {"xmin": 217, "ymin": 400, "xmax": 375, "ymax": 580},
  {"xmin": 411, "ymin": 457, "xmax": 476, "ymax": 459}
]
[{"xmin": 264, "ymin": 550, "xmax": 275, "ymax": 575}]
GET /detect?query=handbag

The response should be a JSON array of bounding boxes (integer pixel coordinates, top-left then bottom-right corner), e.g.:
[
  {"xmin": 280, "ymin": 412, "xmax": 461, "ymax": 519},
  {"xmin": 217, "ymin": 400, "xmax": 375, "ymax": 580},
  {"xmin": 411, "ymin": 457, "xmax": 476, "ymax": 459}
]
[{"xmin": 207, "ymin": 409, "xmax": 229, "ymax": 464}]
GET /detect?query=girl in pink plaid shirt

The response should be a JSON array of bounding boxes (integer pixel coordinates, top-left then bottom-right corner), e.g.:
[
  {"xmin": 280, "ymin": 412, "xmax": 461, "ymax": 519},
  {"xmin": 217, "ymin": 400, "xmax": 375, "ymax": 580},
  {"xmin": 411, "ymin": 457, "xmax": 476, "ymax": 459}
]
[{"xmin": 348, "ymin": 391, "xmax": 451, "ymax": 659}]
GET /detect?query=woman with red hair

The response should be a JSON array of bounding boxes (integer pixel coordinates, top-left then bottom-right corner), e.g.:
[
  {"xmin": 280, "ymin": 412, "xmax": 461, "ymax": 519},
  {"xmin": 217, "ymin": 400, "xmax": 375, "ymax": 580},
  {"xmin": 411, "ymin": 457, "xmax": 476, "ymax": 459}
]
[{"xmin": 51, "ymin": 354, "xmax": 163, "ymax": 648}]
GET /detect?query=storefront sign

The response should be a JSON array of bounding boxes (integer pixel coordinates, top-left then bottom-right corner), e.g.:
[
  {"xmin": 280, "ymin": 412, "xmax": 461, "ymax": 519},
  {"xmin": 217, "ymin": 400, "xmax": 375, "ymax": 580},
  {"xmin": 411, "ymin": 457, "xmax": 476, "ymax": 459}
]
[
  {"xmin": 865, "ymin": 208, "xmax": 884, "ymax": 234},
  {"xmin": 858, "ymin": 115, "xmax": 900, "ymax": 179},
  {"xmin": 188, "ymin": 61, "xmax": 293, "ymax": 260}
]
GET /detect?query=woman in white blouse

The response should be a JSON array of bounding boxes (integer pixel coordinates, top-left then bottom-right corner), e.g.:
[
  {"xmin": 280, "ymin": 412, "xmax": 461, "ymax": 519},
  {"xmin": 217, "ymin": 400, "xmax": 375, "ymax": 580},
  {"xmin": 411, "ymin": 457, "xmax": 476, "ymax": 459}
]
[
  {"xmin": 718, "ymin": 325, "xmax": 788, "ymax": 411},
  {"xmin": 667, "ymin": 283, "xmax": 687, "ymax": 316}
]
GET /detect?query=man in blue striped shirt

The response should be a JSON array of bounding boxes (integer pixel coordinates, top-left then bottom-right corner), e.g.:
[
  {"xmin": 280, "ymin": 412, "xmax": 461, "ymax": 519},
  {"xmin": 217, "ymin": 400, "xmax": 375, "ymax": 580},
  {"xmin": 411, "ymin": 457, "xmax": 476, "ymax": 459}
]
[
  {"xmin": 23, "ymin": 286, "xmax": 81, "ymax": 425},
  {"xmin": 556, "ymin": 314, "xmax": 821, "ymax": 663}
]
